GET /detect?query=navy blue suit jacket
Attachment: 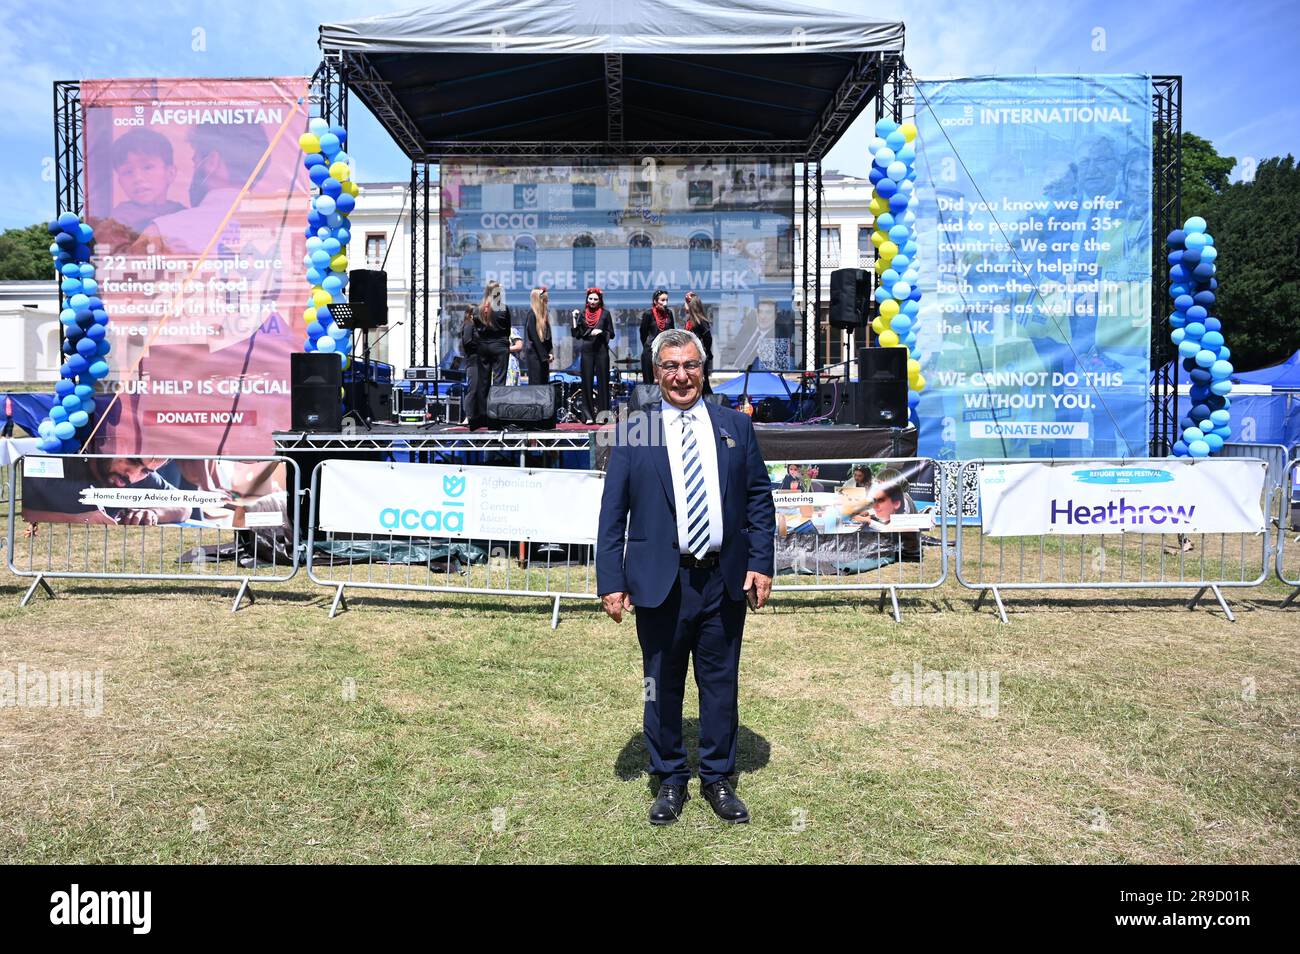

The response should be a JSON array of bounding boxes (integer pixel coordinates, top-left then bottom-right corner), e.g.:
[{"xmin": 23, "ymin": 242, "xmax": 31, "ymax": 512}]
[{"xmin": 597, "ymin": 401, "xmax": 776, "ymax": 609}]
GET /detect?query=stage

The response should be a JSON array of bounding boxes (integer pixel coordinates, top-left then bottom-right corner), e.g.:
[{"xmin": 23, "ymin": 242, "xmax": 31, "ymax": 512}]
[{"xmin": 273, "ymin": 421, "xmax": 916, "ymax": 467}]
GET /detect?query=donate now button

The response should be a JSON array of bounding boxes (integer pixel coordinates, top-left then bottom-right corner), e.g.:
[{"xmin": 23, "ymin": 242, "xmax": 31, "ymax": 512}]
[
  {"xmin": 970, "ymin": 421, "xmax": 1089, "ymax": 440},
  {"xmin": 146, "ymin": 410, "xmax": 259, "ymax": 426}
]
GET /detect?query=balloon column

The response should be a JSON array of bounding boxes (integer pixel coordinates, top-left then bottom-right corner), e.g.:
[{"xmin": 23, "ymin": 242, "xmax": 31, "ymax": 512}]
[
  {"xmin": 35, "ymin": 213, "xmax": 112, "ymax": 454},
  {"xmin": 298, "ymin": 119, "xmax": 356, "ymax": 370},
  {"xmin": 867, "ymin": 117, "xmax": 924, "ymax": 424},
  {"xmin": 1166, "ymin": 216, "xmax": 1232, "ymax": 458}
]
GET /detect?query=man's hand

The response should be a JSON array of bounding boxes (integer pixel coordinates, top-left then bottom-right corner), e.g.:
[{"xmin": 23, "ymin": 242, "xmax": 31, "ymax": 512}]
[
  {"xmin": 743, "ymin": 571, "xmax": 773, "ymax": 610},
  {"xmin": 120, "ymin": 509, "xmax": 160, "ymax": 527},
  {"xmin": 601, "ymin": 591, "xmax": 632, "ymax": 623}
]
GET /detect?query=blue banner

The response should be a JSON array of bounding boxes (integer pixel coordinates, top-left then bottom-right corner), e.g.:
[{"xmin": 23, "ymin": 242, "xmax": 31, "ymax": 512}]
[{"xmin": 913, "ymin": 75, "xmax": 1153, "ymax": 459}]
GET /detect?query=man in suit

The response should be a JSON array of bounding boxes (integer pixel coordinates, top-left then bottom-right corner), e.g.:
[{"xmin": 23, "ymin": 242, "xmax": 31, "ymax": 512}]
[{"xmin": 597, "ymin": 328, "xmax": 776, "ymax": 826}]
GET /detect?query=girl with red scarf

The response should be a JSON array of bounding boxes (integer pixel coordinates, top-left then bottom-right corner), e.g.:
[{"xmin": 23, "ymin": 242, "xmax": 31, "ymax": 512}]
[
  {"xmin": 637, "ymin": 289, "xmax": 674, "ymax": 384},
  {"xmin": 571, "ymin": 287, "xmax": 614, "ymax": 424}
]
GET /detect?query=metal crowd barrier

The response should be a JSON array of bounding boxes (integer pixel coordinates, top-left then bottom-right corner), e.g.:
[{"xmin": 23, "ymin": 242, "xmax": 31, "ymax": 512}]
[
  {"xmin": 6, "ymin": 454, "xmax": 302, "ymax": 612},
  {"xmin": 305, "ymin": 460, "xmax": 600, "ymax": 627},
  {"xmin": 955, "ymin": 458, "xmax": 1273, "ymax": 623},
  {"xmin": 1222, "ymin": 442, "xmax": 1290, "ymax": 496},
  {"xmin": 768, "ymin": 457, "xmax": 948, "ymax": 622},
  {"xmin": 1277, "ymin": 456, "xmax": 1300, "ymax": 606}
]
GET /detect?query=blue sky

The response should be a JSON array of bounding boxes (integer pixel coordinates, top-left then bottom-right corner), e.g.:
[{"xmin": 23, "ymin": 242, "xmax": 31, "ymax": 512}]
[{"xmin": 1, "ymin": 0, "xmax": 1295, "ymax": 231}]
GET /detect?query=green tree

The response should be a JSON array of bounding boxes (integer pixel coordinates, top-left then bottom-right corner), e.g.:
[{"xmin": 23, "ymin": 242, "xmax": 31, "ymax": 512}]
[
  {"xmin": 1180, "ymin": 132, "xmax": 1237, "ymax": 219},
  {"xmin": 0, "ymin": 223, "xmax": 54, "ymax": 281},
  {"xmin": 1205, "ymin": 155, "xmax": 1300, "ymax": 370}
]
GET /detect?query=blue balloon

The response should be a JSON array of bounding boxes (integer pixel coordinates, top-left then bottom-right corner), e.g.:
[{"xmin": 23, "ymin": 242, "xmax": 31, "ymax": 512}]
[
  {"xmin": 888, "ymin": 193, "xmax": 909, "ymax": 214},
  {"xmin": 1184, "ymin": 322, "xmax": 1205, "ymax": 340},
  {"xmin": 1188, "ymin": 440, "xmax": 1210, "ymax": 458},
  {"xmin": 1210, "ymin": 360, "xmax": 1233, "ymax": 380},
  {"xmin": 876, "ymin": 178, "xmax": 898, "ymax": 199},
  {"xmin": 1186, "ymin": 305, "xmax": 1207, "ymax": 322},
  {"xmin": 875, "ymin": 213, "xmax": 895, "ymax": 232},
  {"xmin": 321, "ymin": 177, "xmax": 342, "ymax": 197},
  {"xmin": 1172, "ymin": 440, "xmax": 1189, "ymax": 457},
  {"xmin": 49, "ymin": 405, "xmax": 68, "ymax": 422},
  {"xmin": 307, "ymin": 321, "xmax": 325, "ymax": 338},
  {"xmin": 318, "ymin": 133, "xmax": 341, "ymax": 156},
  {"xmin": 67, "ymin": 354, "xmax": 89, "ymax": 375},
  {"xmin": 328, "ymin": 125, "xmax": 347, "ymax": 145},
  {"xmin": 1178, "ymin": 340, "xmax": 1200, "ymax": 358},
  {"xmin": 1210, "ymin": 409, "xmax": 1231, "ymax": 426},
  {"xmin": 75, "ymin": 337, "xmax": 97, "ymax": 358},
  {"xmin": 868, "ymin": 167, "xmax": 885, "ymax": 185},
  {"xmin": 1210, "ymin": 379, "xmax": 1232, "ymax": 396},
  {"xmin": 87, "ymin": 360, "xmax": 110, "ymax": 380},
  {"xmin": 322, "ymin": 275, "xmax": 343, "ymax": 292},
  {"xmin": 1204, "ymin": 433, "xmax": 1224, "ymax": 452},
  {"xmin": 1183, "ymin": 427, "xmax": 1205, "ymax": 442},
  {"xmin": 1184, "ymin": 216, "xmax": 1207, "ymax": 233},
  {"xmin": 1171, "ymin": 329, "xmax": 1185, "ymax": 345},
  {"xmin": 68, "ymin": 411, "xmax": 89, "ymax": 429},
  {"xmin": 1201, "ymin": 331, "xmax": 1224, "ymax": 350},
  {"xmin": 316, "ymin": 336, "xmax": 336, "ymax": 353},
  {"xmin": 336, "ymin": 193, "xmax": 356, "ymax": 215},
  {"xmin": 54, "ymin": 378, "xmax": 74, "ymax": 396},
  {"xmin": 1193, "ymin": 262, "xmax": 1216, "ymax": 279},
  {"xmin": 1167, "ymin": 229, "xmax": 1187, "ymax": 247},
  {"xmin": 57, "ymin": 211, "xmax": 81, "ymax": 231},
  {"xmin": 1184, "ymin": 231, "xmax": 1208, "ymax": 250},
  {"xmin": 1195, "ymin": 349, "xmax": 1216, "ymax": 368},
  {"xmin": 54, "ymin": 421, "xmax": 76, "ymax": 441}
]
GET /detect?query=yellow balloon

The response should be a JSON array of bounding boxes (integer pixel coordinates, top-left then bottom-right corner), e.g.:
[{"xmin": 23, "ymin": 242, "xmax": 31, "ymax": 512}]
[
  {"xmin": 299, "ymin": 133, "xmax": 321, "ymax": 154},
  {"xmin": 907, "ymin": 358, "xmax": 920, "ymax": 378},
  {"xmin": 344, "ymin": 180, "xmax": 359, "ymax": 197},
  {"xmin": 874, "ymin": 258, "xmax": 888, "ymax": 275},
  {"xmin": 880, "ymin": 299, "xmax": 900, "ymax": 319},
  {"xmin": 302, "ymin": 306, "xmax": 316, "ymax": 325},
  {"xmin": 914, "ymin": 375, "xmax": 926, "ymax": 392},
  {"xmin": 900, "ymin": 122, "xmax": 918, "ymax": 142},
  {"xmin": 871, "ymin": 317, "xmax": 885, "ymax": 334},
  {"xmin": 330, "ymin": 253, "xmax": 348, "ymax": 272},
  {"xmin": 311, "ymin": 288, "xmax": 332, "ymax": 308},
  {"xmin": 870, "ymin": 230, "xmax": 885, "ymax": 248},
  {"xmin": 880, "ymin": 241, "xmax": 898, "ymax": 260},
  {"xmin": 329, "ymin": 162, "xmax": 351, "ymax": 182},
  {"xmin": 869, "ymin": 196, "xmax": 887, "ymax": 216},
  {"xmin": 879, "ymin": 330, "xmax": 900, "ymax": 348}
]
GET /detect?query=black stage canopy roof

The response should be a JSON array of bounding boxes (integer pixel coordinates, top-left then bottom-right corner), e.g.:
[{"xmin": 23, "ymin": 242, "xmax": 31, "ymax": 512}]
[{"xmin": 319, "ymin": 0, "xmax": 905, "ymax": 160}]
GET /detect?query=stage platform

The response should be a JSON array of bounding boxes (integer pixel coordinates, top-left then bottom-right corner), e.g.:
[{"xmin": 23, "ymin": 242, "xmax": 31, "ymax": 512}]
[{"xmin": 274, "ymin": 421, "xmax": 916, "ymax": 466}]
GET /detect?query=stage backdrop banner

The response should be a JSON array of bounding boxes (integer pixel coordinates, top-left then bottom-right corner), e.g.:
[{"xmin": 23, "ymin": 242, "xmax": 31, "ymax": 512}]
[
  {"xmin": 81, "ymin": 77, "xmax": 311, "ymax": 457},
  {"xmin": 318, "ymin": 459, "xmax": 604, "ymax": 543},
  {"xmin": 914, "ymin": 75, "xmax": 1153, "ymax": 461},
  {"xmin": 978, "ymin": 459, "xmax": 1267, "ymax": 537},
  {"xmin": 440, "ymin": 159, "xmax": 797, "ymax": 373}
]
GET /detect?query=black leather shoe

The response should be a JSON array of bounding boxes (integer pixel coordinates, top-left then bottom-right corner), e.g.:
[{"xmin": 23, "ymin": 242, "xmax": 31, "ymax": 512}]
[
  {"xmin": 701, "ymin": 778, "xmax": 749, "ymax": 823},
  {"xmin": 649, "ymin": 783, "xmax": 690, "ymax": 826}
]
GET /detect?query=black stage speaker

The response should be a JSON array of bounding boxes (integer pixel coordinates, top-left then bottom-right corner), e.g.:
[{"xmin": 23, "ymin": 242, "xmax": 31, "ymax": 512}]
[
  {"xmin": 487, "ymin": 385, "xmax": 556, "ymax": 429},
  {"xmin": 291, "ymin": 352, "xmax": 342, "ymax": 431},
  {"xmin": 628, "ymin": 383, "xmax": 662, "ymax": 414},
  {"xmin": 829, "ymin": 267, "xmax": 869, "ymax": 329},
  {"xmin": 348, "ymin": 269, "xmax": 388, "ymax": 329},
  {"xmin": 857, "ymin": 347, "xmax": 908, "ymax": 427}
]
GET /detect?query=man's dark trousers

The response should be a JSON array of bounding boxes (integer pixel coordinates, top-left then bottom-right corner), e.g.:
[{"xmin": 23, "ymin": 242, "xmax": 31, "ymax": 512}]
[{"xmin": 637, "ymin": 563, "xmax": 747, "ymax": 786}]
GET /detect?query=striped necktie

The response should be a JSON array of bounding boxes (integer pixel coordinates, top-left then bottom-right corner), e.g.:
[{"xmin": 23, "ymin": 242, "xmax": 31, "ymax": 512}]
[{"xmin": 680, "ymin": 412, "xmax": 711, "ymax": 559}]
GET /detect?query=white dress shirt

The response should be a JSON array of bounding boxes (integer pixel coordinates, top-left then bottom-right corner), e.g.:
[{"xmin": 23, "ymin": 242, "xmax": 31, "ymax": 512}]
[{"xmin": 661, "ymin": 398, "xmax": 724, "ymax": 554}]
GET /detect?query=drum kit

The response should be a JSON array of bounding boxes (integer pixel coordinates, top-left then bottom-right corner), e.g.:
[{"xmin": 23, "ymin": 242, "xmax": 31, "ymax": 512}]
[{"xmin": 551, "ymin": 358, "xmax": 638, "ymax": 424}]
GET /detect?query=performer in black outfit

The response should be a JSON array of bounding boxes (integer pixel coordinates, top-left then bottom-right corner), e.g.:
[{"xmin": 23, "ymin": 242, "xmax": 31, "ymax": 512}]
[
  {"xmin": 466, "ymin": 281, "xmax": 511, "ymax": 426},
  {"xmin": 638, "ymin": 289, "xmax": 674, "ymax": 384},
  {"xmin": 684, "ymin": 290, "xmax": 714, "ymax": 395},
  {"xmin": 524, "ymin": 286, "xmax": 554, "ymax": 386},
  {"xmin": 571, "ymin": 286, "xmax": 613, "ymax": 424}
]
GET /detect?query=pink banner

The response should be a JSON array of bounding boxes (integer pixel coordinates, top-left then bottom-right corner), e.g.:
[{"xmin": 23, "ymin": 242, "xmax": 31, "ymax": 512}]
[{"xmin": 81, "ymin": 77, "xmax": 310, "ymax": 455}]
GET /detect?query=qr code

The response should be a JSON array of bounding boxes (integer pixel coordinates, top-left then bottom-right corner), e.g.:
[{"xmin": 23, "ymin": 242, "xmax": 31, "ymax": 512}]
[{"xmin": 936, "ymin": 460, "xmax": 978, "ymax": 519}]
